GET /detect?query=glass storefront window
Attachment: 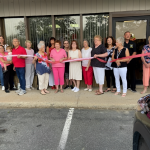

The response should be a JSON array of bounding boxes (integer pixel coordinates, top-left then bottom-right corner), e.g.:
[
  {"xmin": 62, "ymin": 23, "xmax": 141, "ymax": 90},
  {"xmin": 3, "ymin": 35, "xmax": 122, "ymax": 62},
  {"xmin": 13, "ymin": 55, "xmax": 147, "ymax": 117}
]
[
  {"xmin": 55, "ymin": 16, "xmax": 80, "ymax": 48},
  {"xmin": 83, "ymin": 14, "xmax": 109, "ymax": 47},
  {"xmin": 4, "ymin": 18, "xmax": 26, "ymax": 47},
  {"xmin": 28, "ymin": 17, "xmax": 52, "ymax": 52}
]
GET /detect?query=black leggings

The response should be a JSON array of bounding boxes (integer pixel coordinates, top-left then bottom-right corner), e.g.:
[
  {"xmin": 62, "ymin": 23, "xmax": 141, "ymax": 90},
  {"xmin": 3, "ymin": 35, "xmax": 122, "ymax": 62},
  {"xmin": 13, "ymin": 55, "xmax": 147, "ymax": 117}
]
[
  {"xmin": 105, "ymin": 70, "xmax": 116, "ymax": 88},
  {"xmin": 3, "ymin": 64, "xmax": 14, "ymax": 90}
]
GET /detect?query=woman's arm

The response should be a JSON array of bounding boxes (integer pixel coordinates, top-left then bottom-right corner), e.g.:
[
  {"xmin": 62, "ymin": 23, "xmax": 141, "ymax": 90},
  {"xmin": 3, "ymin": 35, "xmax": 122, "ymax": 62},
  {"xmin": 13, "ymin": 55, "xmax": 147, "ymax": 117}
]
[
  {"xmin": 46, "ymin": 46, "xmax": 50, "ymax": 59},
  {"xmin": 78, "ymin": 50, "xmax": 82, "ymax": 58},
  {"xmin": 141, "ymin": 50, "xmax": 149, "ymax": 68},
  {"xmin": 0, "ymin": 57, "xmax": 12, "ymax": 64},
  {"xmin": 116, "ymin": 48, "xmax": 130, "ymax": 63},
  {"xmin": 32, "ymin": 56, "xmax": 37, "ymax": 64},
  {"xmin": 111, "ymin": 51, "xmax": 115, "ymax": 61},
  {"xmin": 94, "ymin": 52, "xmax": 108, "ymax": 58}
]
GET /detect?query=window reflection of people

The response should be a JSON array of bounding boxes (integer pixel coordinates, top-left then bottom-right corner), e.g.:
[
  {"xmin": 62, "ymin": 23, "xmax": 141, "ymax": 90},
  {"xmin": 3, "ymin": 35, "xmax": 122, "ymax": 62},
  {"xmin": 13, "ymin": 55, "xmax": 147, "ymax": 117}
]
[
  {"xmin": 91, "ymin": 35, "xmax": 108, "ymax": 95},
  {"xmin": 141, "ymin": 36, "xmax": 150, "ymax": 94},
  {"xmin": 112, "ymin": 37, "xmax": 130, "ymax": 97},
  {"xmin": 46, "ymin": 37, "xmax": 56, "ymax": 89},
  {"xmin": 124, "ymin": 31, "xmax": 137, "ymax": 92}
]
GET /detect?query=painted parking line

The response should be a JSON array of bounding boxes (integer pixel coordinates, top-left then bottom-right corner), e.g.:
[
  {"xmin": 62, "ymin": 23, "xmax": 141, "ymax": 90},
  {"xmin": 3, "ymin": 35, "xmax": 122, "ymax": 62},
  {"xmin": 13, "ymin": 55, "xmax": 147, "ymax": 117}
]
[{"xmin": 57, "ymin": 108, "xmax": 74, "ymax": 150}]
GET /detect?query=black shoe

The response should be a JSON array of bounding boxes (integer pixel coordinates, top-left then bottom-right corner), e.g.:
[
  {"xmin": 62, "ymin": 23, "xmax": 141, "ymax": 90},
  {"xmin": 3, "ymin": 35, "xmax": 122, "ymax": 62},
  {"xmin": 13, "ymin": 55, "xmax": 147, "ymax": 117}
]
[
  {"xmin": 131, "ymin": 89, "xmax": 137, "ymax": 93},
  {"xmin": 64, "ymin": 85, "xmax": 69, "ymax": 89},
  {"xmin": 70, "ymin": 85, "xmax": 74, "ymax": 89},
  {"xmin": 5, "ymin": 89, "xmax": 10, "ymax": 93},
  {"xmin": 10, "ymin": 88, "xmax": 17, "ymax": 91}
]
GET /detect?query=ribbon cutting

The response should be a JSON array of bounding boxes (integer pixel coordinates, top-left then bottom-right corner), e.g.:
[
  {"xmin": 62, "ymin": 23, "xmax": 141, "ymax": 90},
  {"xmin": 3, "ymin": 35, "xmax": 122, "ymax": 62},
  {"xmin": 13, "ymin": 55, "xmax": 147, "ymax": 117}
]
[{"xmin": 1, "ymin": 52, "xmax": 150, "ymax": 64}]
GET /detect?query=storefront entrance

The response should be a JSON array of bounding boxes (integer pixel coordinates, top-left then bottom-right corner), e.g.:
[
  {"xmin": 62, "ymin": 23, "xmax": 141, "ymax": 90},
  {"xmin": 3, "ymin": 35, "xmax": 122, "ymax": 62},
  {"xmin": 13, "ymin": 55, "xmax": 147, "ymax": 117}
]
[{"xmin": 112, "ymin": 16, "xmax": 150, "ymax": 84}]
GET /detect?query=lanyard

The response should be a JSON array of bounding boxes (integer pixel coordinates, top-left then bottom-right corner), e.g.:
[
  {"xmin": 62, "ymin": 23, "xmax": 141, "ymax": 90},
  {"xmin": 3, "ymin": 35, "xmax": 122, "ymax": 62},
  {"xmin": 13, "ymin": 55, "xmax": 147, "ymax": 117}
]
[{"xmin": 117, "ymin": 49, "xmax": 122, "ymax": 59}]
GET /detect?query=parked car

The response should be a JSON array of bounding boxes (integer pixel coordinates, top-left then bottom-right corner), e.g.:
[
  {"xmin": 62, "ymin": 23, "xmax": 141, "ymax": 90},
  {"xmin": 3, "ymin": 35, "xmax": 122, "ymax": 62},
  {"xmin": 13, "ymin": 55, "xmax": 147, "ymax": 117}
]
[{"xmin": 133, "ymin": 110, "xmax": 150, "ymax": 150}]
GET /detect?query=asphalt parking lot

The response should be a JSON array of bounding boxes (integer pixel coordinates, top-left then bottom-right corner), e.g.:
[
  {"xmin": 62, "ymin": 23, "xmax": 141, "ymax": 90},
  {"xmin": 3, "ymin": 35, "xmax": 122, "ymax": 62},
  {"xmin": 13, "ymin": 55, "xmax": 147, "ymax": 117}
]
[{"xmin": 0, "ymin": 108, "xmax": 135, "ymax": 150}]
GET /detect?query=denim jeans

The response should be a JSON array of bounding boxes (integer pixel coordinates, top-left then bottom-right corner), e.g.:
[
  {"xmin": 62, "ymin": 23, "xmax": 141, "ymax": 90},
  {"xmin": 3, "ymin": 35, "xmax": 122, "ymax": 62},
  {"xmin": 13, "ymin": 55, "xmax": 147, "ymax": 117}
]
[
  {"xmin": 0, "ymin": 64, "xmax": 4, "ymax": 86},
  {"xmin": 15, "ymin": 67, "xmax": 26, "ymax": 91}
]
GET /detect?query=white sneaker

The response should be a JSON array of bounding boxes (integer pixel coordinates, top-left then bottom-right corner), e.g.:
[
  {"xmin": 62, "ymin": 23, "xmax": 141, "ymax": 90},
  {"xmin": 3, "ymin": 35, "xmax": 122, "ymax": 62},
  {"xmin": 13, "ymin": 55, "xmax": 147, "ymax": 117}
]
[
  {"xmin": 16, "ymin": 88, "xmax": 21, "ymax": 94},
  {"xmin": 84, "ymin": 88, "xmax": 89, "ymax": 91},
  {"xmin": 18, "ymin": 90, "xmax": 26, "ymax": 96},
  {"xmin": 2, "ymin": 86, "xmax": 5, "ymax": 91},
  {"xmin": 30, "ymin": 87, "xmax": 34, "ymax": 90},
  {"xmin": 89, "ymin": 89, "xmax": 93, "ymax": 92},
  {"xmin": 72, "ymin": 87, "xmax": 76, "ymax": 91},
  {"xmin": 74, "ymin": 88, "xmax": 79, "ymax": 92},
  {"xmin": 26, "ymin": 88, "xmax": 31, "ymax": 91}
]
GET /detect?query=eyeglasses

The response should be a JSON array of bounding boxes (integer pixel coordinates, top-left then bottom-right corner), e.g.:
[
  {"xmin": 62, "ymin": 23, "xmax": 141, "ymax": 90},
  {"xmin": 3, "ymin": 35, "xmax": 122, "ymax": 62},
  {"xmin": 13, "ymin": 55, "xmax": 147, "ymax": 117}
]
[{"xmin": 64, "ymin": 43, "xmax": 69, "ymax": 44}]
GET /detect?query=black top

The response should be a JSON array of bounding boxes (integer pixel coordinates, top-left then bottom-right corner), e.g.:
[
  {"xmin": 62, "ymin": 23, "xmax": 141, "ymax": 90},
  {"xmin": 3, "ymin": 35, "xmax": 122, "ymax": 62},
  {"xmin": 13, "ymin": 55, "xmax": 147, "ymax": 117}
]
[
  {"xmin": 124, "ymin": 40, "xmax": 136, "ymax": 56},
  {"xmin": 112, "ymin": 47, "xmax": 127, "ymax": 68},
  {"xmin": 91, "ymin": 44, "xmax": 107, "ymax": 68},
  {"xmin": 65, "ymin": 51, "xmax": 69, "ymax": 73}
]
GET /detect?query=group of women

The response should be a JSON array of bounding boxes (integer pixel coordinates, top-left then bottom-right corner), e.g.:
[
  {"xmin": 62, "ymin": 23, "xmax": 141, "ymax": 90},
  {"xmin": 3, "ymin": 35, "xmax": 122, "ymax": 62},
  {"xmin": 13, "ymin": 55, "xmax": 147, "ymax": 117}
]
[
  {"xmin": 1, "ymin": 35, "xmax": 150, "ymax": 97},
  {"xmin": 32, "ymin": 35, "xmax": 130, "ymax": 97}
]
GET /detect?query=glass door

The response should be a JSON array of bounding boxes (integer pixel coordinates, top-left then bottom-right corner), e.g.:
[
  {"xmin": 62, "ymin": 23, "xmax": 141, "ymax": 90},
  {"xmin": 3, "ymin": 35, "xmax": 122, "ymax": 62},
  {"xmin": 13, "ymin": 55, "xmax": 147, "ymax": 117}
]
[{"xmin": 112, "ymin": 16, "xmax": 150, "ymax": 84}]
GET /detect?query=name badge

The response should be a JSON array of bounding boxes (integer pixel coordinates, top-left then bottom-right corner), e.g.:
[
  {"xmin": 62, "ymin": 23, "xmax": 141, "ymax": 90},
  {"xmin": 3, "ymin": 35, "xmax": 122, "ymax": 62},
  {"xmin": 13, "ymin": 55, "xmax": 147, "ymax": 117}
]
[{"xmin": 130, "ymin": 44, "xmax": 133, "ymax": 48}]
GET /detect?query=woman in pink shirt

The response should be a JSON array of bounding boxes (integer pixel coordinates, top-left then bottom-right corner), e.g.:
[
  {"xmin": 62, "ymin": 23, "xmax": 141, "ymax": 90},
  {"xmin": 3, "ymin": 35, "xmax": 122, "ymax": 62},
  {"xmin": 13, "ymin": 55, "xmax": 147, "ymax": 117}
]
[
  {"xmin": 50, "ymin": 40, "xmax": 67, "ymax": 93},
  {"xmin": 0, "ymin": 45, "xmax": 13, "ymax": 93}
]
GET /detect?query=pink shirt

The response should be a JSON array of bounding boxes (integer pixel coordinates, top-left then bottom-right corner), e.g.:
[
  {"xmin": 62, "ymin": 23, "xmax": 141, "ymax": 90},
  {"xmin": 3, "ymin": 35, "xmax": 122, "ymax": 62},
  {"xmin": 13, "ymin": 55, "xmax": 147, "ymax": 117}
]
[
  {"xmin": 25, "ymin": 48, "xmax": 34, "ymax": 64},
  {"xmin": 50, "ymin": 48, "xmax": 67, "ymax": 67},
  {"xmin": 0, "ymin": 52, "xmax": 10, "ymax": 67}
]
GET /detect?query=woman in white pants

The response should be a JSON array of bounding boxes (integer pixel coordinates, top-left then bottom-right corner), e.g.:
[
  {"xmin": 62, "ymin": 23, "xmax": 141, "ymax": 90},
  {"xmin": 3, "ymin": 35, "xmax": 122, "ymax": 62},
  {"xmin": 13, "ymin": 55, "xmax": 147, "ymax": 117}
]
[
  {"xmin": 33, "ymin": 41, "xmax": 50, "ymax": 95},
  {"xmin": 25, "ymin": 40, "xmax": 35, "ymax": 90},
  {"xmin": 91, "ymin": 35, "xmax": 108, "ymax": 95},
  {"xmin": 112, "ymin": 37, "xmax": 130, "ymax": 97}
]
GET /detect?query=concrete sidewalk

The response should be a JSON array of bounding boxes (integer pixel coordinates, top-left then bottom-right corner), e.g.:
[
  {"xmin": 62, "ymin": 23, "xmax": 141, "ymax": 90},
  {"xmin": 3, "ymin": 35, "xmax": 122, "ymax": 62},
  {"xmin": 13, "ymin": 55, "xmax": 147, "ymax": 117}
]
[{"xmin": 0, "ymin": 85, "xmax": 147, "ymax": 110}]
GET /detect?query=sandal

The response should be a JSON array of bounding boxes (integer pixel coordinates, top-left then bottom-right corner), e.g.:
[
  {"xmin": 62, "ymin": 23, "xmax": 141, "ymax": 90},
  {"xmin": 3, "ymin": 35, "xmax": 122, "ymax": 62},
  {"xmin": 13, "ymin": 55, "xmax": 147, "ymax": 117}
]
[
  {"xmin": 114, "ymin": 92, "xmax": 121, "ymax": 95},
  {"xmin": 60, "ymin": 89, "xmax": 64, "ymax": 93},
  {"xmin": 95, "ymin": 91, "xmax": 104, "ymax": 95},
  {"xmin": 44, "ymin": 90, "xmax": 49, "ymax": 94},
  {"xmin": 40, "ymin": 91, "xmax": 46, "ymax": 95},
  {"xmin": 111, "ymin": 89, "xmax": 117, "ymax": 93},
  {"xmin": 104, "ymin": 89, "xmax": 111, "ymax": 92},
  {"xmin": 95, "ymin": 90, "xmax": 99, "ymax": 93},
  {"xmin": 55, "ymin": 89, "xmax": 59, "ymax": 93},
  {"xmin": 122, "ymin": 93, "xmax": 126, "ymax": 97},
  {"xmin": 141, "ymin": 90, "xmax": 147, "ymax": 94}
]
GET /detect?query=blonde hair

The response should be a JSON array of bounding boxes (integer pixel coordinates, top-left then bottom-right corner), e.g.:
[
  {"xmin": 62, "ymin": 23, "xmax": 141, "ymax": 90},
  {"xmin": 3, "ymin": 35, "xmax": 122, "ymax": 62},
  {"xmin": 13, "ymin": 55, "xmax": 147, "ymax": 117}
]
[
  {"xmin": 94, "ymin": 35, "xmax": 102, "ymax": 41},
  {"xmin": 25, "ymin": 40, "xmax": 32, "ymax": 46},
  {"xmin": 6, "ymin": 46, "xmax": 12, "ymax": 50}
]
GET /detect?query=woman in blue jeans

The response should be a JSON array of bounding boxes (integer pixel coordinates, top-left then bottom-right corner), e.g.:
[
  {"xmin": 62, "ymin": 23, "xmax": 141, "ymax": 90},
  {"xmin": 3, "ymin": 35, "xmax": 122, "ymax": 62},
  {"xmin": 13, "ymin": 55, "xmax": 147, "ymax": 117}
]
[
  {"xmin": 0, "ymin": 35, "xmax": 8, "ymax": 91},
  {"xmin": 0, "ymin": 64, "xmax": 4, "ymax": 90}
]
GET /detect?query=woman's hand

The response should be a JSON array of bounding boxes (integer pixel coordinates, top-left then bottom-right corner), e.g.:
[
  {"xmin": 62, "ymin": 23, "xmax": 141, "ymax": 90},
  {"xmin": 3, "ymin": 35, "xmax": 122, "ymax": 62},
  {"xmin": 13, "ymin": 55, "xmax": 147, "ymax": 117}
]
[
  {"xmin": 34, "ymin": 56, "xmax": 37, "ymax": 61},
  {"xmin": 51, "ymin": 58, "xmax": 55, "ymax": 62},
  {"xmin": 94, "ymin": 54, "xmax": 98, "ymax": 58},
  {"xmin": 13, "ymin": 66, "xmax": 16, "ymax": 71},
  {"xmin": 116, "ymin": 60, "xmax": 121, "ymax": 67},
  {"xmin": 60, "ymin": 58, "xmax": 64, "ymax": 62},
  {"xmin": 144, "ymin": 63, "xmax": 149, "ymax": 68},
  {"xmin": 85, "ymin": 67, "xmax": 89, "ymax": 71}
]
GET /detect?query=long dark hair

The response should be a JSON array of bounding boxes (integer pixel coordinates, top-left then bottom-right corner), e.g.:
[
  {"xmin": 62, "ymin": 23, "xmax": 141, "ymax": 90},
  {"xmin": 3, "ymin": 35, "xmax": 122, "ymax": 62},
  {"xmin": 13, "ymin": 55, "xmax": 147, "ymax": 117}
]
[
  {"xmin": 48, "ymin": 37, "xmax": 56, "ymax": 47},
  {"xmin": 105, "ymin": 36, "xmax": 116, "ymax": 48},
  {"xmin": 0, "ymin": 35, "xmax": 5, "ymax": 45}
]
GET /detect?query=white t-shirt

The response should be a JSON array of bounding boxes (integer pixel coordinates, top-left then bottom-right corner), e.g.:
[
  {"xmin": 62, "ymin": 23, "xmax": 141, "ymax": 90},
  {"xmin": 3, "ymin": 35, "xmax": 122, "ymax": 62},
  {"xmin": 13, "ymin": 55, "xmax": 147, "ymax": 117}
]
[{"xmin": 81, "ymin": 47, "xmax": 92, "ymax": 67}]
